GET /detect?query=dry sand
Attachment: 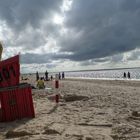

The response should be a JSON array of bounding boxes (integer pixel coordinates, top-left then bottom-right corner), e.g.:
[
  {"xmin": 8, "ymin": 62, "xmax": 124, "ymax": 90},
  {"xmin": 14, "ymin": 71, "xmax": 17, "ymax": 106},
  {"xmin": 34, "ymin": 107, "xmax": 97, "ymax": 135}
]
[{"xmin": 0, "ymin": 76, "xmax": 140, "ymax": 140}]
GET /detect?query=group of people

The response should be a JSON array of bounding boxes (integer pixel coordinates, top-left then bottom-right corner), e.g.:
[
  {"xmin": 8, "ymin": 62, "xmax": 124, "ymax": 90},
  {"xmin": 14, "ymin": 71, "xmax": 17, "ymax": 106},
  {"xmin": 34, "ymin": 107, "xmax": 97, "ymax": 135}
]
[
  {"xmin": 36, "ymin": 71, "xmax": 65, "ymax": 89},
  {"xmin": 123, "ymin": 72, "xmax": 131, "ymax": 79},
  {"xmin": 58, "ymin": 72, "xmax": 65, "ymax": 80}
]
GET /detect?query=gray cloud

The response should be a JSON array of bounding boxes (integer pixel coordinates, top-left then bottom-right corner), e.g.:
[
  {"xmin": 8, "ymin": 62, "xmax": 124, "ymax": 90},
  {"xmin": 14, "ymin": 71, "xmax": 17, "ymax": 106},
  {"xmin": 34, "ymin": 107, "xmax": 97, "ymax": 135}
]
[
  {"xmin": 0, "ymin": 0, "xmax": 140, "ymax": 68},
  {"xmin": 0, "ymin": 0, "xmax": 63, "ymax": 52},
  {"xmin": 94, "ymin": 58, "xmax": 111, "ymax": 63},
  {"xmin": 127, "ymin": 49, "xmax": 140, "ymax": 61},
  {"xmin": 0, "ymin": 0, "xmax": 62, "ymax": 31},
  {"xmin": 20, "ymin": 53, "xmax": 53, "ymax": 64},
  {"xmin": 110, "ymin": 54, "xmax": 124, "ymax": 63},
  {"xmin": 58, "ymin": 0, "xmax": 140, "ymax": 61},
  {"xmin": 20, "ymin": 53, "xmax": 69, "ymax": 64}
]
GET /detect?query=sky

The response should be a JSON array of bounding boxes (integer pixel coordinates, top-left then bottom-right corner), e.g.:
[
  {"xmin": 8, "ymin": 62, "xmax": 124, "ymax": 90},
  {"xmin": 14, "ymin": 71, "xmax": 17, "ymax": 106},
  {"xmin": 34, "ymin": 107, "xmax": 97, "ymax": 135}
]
[{"xmin": 0, "ymin": 0, "xmax": 140, "ymax": 73}]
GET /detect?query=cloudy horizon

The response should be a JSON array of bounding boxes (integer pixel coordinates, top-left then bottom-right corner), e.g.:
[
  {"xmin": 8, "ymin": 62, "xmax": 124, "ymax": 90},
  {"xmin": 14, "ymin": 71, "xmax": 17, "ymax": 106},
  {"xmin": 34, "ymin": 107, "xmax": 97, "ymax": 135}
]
[{"xmin": 0, "ymin": 0, "xmax": 140, "ymax": 73}]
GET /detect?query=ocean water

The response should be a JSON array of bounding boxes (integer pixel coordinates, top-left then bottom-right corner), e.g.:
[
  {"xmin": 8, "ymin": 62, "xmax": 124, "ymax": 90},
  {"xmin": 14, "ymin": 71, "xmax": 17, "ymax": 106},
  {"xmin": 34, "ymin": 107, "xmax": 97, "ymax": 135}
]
[
  {"xmin": 29, "ymin": 68, "xmax": 140, "ymax": 81},
  {"xmin": 64, "ymin": 68, "xmax": 140, "ymax": 80}
]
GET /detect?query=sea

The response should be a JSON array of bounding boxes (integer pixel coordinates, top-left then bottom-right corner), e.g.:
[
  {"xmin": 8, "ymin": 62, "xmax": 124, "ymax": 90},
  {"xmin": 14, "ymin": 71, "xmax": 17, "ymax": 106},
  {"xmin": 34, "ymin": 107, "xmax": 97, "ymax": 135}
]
[
  {"xmin": 60, "ymin": 68, "xmax": 140, "ymax": 81},
  {"xmin": 25, "ymin": 67, "xmax": 140, "ymax": 81}
]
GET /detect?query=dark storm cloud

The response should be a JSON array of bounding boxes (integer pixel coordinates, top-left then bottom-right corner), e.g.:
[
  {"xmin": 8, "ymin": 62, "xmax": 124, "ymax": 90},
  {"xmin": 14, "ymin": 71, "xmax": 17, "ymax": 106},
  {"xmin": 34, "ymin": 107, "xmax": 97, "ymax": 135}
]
[
  {"xmin": 0, "ymin": 0, "xmax": 63, "ymax": 52},
  {"xmin": 80, "ymin": 55, "xmax": 122, "ymax": 67},
  {"xmin": 1, "ymin": 0, "xmax": 140, "ymax": 65},
  {"xmin": 20, "ymin": 53, "xmax": 69, "ymax": 64},
  {"xmin": 58, "ymin": 0, "xmax": 140, "ymax": 61},
  {"xmin": 20, "ymin": 53, "xmax": 53, "ymax": 64},
  {"xmin": 0, "ymin": 0, "xmax": 62, "ymax": 31}
]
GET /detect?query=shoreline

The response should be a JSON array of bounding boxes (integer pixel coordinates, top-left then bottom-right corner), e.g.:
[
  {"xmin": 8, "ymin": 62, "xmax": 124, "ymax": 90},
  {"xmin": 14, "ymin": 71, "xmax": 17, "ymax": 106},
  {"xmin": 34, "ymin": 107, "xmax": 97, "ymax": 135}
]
[{"xmin": 66, "ymin": 77, "xmax": 140, "ymax": 81}]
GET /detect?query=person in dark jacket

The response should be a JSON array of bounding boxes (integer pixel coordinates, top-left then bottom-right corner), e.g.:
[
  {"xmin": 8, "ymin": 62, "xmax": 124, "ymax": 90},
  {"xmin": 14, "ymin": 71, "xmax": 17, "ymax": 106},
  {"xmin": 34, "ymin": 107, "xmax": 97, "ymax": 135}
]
[
  {"xmin": 45, "ymin": 70, "xmax": 48, "ymax": 81},
  {"xmin": 123, "ymin": 72, "xmax": 126, "ymax": 78},
  {"xmin": 62, "ymin": 72, "xmax": 65, "ymax": 79},
  {"xmin": 36, "ymin": 71, "xmax": 39, "ymax": 81},
  {"xmin": 127, "ymin": 72, "xmax": 130, "ymax": 79},
  {"xmin": 59, "ymin": 72, "xmax": 61, "ymax": 80}
]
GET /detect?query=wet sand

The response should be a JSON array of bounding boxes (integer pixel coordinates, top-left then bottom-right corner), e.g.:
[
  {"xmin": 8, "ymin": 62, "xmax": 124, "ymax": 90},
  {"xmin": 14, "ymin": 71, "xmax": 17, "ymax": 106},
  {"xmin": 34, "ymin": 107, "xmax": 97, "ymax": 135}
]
[{"xmin": 0, "ymin": 77, "xmax": 140, "ymax": 140}]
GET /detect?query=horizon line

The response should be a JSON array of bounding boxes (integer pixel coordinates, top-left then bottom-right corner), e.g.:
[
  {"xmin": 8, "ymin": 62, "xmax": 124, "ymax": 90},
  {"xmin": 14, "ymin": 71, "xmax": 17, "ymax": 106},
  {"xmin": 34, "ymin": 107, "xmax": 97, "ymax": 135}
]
[{"xmin": 21, "ymin": 66, "xmax": 140, "ymax": 74}]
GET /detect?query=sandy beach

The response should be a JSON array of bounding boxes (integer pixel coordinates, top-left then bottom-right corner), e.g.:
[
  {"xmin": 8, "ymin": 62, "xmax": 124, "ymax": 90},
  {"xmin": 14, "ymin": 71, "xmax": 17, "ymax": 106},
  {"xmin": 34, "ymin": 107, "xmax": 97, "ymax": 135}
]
[{"xmin": 0, "ymin": 76, "xmax": 140, "ymax": 140}]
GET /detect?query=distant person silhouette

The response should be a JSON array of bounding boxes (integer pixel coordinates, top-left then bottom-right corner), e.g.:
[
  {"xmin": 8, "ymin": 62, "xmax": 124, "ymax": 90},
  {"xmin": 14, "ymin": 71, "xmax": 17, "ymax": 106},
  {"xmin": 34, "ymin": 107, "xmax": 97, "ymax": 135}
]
[
  {"xmin": 59, "ymin": 72, "xmax": 61, "ymax": 80},
  {"xmin": 62, "ymin": 72, "xmax": 65, "ymax": 79},
  {"xmin": 123, "ymin": 72, "xmax": 126, "ymax": 78},
  {"xmin": 45, "ymin": 70, "xmax": 48, "ymax": 81},
  {"xmin": 36, "ymin": 71, "xmax": 39, "ymax": 81},
  {"xmin": 127, "ymin": 72, "xmax": 131, "ymax": 79}
]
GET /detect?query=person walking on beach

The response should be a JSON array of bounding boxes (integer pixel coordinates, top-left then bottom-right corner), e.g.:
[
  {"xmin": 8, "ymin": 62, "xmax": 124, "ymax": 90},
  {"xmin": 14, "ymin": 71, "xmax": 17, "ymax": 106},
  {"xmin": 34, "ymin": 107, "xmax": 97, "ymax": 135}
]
[
  {"xmin": 59, "ymin": 72, "xmax": 61, "ymax": 80},
  {"xmin": 123, "ymin": 72, "xmax": 126, "ymax": 78},
  {"xmin": 127, "ymin": 72, "xmax": 131, "ymax": 79},
  {"xmin": 62, "ymin": 72, "xmax": 65, "ymax": 79},
  {"xmin": 45, "ymin": 70, "xmax": 48, "ymax": 81},
  {"xmin": 36, "ymin": 71, "xmax": 39, "ymax": 81}
]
